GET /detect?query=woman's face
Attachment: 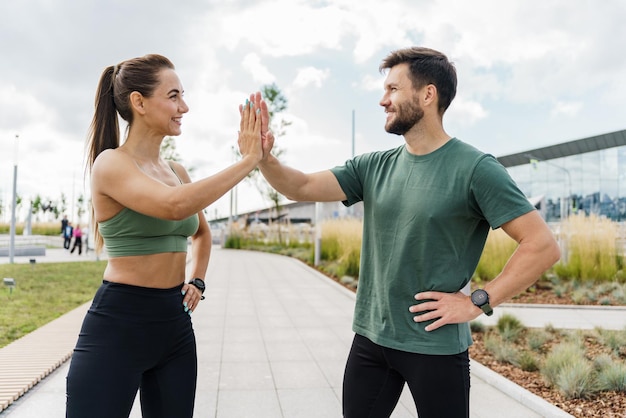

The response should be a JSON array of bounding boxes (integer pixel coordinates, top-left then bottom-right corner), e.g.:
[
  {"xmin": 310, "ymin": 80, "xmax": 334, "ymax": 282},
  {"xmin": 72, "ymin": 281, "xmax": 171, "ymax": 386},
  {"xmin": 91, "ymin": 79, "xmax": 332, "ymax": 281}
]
[{"xmin": 142, "ymin": 68, "xmax": 189, "ymax": 137}]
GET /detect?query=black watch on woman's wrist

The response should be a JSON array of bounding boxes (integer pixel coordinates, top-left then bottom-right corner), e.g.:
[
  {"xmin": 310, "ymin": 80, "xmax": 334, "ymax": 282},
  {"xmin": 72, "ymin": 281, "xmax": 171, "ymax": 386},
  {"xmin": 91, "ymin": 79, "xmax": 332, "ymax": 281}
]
[{"xmin": 189, "ymin": 278, "xmax": 206, "ymax": 299}]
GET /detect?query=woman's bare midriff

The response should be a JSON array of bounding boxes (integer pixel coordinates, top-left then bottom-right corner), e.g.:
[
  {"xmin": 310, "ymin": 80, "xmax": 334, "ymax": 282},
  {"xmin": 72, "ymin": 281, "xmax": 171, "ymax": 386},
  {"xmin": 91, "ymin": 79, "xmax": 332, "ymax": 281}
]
[{"xmin": 103, "ymin": 252, "xmax": 189, "ymax": 288}]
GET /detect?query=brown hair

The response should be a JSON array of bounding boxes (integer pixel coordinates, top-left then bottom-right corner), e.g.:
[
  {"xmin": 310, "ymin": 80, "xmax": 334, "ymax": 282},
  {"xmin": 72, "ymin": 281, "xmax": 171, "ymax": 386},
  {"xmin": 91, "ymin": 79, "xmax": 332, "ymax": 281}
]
[
  {"xmin": 379, "ymin": 47, "xmax": 457, "ymax": 114},
  {"xmin": 85, "ymin": 54, "xmax": 175, "ymax": 252}
]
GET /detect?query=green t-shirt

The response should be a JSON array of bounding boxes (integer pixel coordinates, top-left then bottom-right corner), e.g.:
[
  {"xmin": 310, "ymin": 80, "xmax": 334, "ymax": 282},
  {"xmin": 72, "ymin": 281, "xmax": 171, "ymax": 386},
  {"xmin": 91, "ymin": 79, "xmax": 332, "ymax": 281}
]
[{"xmin": 330, "ymin": 138, "xmax": 534, "ymax": 355}]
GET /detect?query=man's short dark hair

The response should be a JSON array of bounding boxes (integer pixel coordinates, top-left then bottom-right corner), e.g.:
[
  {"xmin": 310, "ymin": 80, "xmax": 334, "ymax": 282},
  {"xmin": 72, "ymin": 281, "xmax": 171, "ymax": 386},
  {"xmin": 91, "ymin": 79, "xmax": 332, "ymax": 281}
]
[{"xmin": 380, "ymin": 47, "xmax": 457, "ymax": 113}]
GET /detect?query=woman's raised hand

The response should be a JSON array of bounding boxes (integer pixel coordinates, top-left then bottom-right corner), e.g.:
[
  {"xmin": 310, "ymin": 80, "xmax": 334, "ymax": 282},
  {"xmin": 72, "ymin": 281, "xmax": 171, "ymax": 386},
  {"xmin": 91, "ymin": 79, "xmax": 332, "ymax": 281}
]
[{"xmin": 237, "ymin": 94, "xmax": 263, "ymax": 163}]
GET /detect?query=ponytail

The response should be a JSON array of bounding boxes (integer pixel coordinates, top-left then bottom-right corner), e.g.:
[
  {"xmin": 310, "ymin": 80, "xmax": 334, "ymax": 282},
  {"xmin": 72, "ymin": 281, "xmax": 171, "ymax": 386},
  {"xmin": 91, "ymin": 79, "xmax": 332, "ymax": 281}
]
[{"xmin": 86, "ymin": 65, "xmax": 119, "ymax": 253}]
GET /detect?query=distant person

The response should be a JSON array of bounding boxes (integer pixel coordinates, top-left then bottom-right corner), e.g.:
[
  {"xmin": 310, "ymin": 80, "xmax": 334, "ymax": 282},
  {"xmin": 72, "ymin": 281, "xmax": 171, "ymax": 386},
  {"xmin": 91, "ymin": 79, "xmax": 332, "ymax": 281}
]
[
  {"xmin": 65, "ymin": 54, "xmax": 263, "ymax": 418},
  {"xmin": 82, "ymin": 225, "xmax": 90, "ymax": 254},
  {"xmin": 252, "ymin": 46, "xmax": 560, "ymax": 418},
  {"xmin": 63, "ymin": 222, "xmax": 73, "ymax": 250},
  {"xmin": 70, "ymin": 224, "xmax": 82, "ymax": 255},
  {"xmin": 61, "ymin": 215, "xmax": 68, "ymax": 234}
]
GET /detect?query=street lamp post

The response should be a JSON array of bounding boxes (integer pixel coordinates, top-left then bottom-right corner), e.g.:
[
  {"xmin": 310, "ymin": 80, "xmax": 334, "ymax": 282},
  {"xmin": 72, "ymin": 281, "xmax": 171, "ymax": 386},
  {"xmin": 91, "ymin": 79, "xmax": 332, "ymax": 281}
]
[{"xmin": 9, "ymin": 134, "xmax": 19, "ymax": 264}]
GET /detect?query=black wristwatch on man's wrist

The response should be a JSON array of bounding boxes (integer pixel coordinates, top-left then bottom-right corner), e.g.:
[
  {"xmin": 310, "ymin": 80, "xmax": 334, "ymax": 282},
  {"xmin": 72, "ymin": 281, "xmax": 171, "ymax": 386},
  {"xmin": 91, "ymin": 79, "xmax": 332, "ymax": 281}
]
[
  {"xmin": 470, "ymin": 289, "xmax": 493, "ymax": 316},
  {"xmin": 189, "ymin": 278, "xmax": 206, "ymax": 300}
]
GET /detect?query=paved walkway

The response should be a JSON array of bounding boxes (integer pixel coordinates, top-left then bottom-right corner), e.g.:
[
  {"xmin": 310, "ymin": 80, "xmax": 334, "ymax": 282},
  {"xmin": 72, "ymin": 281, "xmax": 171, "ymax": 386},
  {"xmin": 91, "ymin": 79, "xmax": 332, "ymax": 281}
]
[{"xmin": 2, "ymin": 247, "xmax": 625, "ymax": 417}]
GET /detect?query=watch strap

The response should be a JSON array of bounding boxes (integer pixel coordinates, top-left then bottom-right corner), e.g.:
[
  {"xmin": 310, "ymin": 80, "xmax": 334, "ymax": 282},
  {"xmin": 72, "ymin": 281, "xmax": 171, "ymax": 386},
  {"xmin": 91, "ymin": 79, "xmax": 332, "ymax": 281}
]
[
  {"xmin": 480, "ymin": 302, "xmax": 493, "ymax": 316},
  {"xmin": 189, "ymin": 278, "xmax": 206, "ymax": 300}
]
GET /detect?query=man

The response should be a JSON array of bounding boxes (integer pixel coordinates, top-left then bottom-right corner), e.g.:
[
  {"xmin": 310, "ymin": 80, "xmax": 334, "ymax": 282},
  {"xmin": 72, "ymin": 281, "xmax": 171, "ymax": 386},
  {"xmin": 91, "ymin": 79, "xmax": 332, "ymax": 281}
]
[
  {"xmin": 254, "ymin": 47, "xmax": 560, "ymax": 418},
  {"xmin": 61, "ymin": 215, "xmax": 69, "ymax": 249},
  {"xmin": 64, "ymin": 221, "xmax": 73, "ymax": 250}
]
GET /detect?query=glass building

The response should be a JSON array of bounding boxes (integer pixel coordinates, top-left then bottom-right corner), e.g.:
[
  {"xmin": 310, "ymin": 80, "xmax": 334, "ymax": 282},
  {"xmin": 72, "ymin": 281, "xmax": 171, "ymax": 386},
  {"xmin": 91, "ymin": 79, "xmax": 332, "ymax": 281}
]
[{"xmin": 497, "ymin": 129, "xmax": 626, "ymax": 222}]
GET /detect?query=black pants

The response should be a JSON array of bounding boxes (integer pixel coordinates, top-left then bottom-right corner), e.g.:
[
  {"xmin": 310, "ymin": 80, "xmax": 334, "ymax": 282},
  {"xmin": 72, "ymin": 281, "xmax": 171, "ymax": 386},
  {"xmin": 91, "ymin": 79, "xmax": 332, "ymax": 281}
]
[
  {"xmin": 70, "ymin": 237, "xmax": 82, "ymax": 254},
  {"xmin": 66, "ymin": 280, "xmax": 197, "ymax": 418},
  {"xmin": 343, "ymin": 334, "xmax": 470, "ymax": 418}
]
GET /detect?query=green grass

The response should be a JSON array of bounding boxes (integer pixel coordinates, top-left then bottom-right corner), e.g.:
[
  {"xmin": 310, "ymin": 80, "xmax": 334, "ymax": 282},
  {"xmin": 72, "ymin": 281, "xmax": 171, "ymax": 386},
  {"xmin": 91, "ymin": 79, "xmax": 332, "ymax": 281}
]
[{"xmin": 0, "ymin": 261, "xmax": 106, "ymax": 348}]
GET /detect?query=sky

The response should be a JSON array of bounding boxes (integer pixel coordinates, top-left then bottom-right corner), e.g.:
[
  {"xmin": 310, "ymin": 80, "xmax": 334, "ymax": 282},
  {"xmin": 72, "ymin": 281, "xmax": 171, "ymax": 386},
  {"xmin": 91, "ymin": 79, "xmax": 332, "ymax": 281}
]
[{"xmin": 1, "ymin": 0, "xmax": 626, "ymax": 223}]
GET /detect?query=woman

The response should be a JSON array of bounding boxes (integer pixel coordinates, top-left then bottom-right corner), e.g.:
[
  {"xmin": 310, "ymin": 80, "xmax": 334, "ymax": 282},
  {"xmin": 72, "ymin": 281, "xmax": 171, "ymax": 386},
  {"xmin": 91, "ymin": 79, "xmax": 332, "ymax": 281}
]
[
  {"xmin": 66, "ymin": 54, "xmax": 263, "ymax": 418},
  {"xmin": 69, "ymin": 224, "xmax": 82, "ymax": 255}
]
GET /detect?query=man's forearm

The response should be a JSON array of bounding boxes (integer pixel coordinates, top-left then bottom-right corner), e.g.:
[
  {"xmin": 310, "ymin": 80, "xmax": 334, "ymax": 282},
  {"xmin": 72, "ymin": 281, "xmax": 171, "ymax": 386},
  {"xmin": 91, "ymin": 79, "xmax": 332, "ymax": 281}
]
[{"xmin": 258, "ymin": 155, "xmax": 309, "ymax": 201}]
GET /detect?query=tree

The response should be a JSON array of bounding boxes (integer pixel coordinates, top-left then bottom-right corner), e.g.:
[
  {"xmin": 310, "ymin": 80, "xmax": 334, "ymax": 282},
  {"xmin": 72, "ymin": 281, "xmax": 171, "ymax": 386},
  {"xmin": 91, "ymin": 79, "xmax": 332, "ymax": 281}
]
[
  {"xmin": 30, "ymin": 194, "xmax": 42, "ymax": 222},
  {"xmin": 59, "ymin": 193, "xmax": 67, "ymax": 218},
  {"xmin": 262, "ymin": 83, "xmax": 291, "ymax": 137},
  {"xmin": 76, "ymin": 194, "xmax": 86, "ymax": 222},
  {"xmin": 16, "ymin": 195, "xmax": 22, "ymax": 214},
  {"xmin": 31, "ymin": 194, "xmax": 42, "ymax": 215},
  {"xmin": 160, "ymin": 136, "xmax": 182, "ymax": 162}
]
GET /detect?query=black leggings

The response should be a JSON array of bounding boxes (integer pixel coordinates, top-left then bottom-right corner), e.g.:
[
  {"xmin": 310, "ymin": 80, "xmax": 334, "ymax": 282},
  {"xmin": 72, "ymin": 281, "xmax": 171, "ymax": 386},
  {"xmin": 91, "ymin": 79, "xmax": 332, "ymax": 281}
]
[
  {"xmin": 66, "ymin": 280, "xmax": 197, "ymax": 418},
  {"xmin": 343, "ymin": 334, "xmax": 470, "ymax": 418}
]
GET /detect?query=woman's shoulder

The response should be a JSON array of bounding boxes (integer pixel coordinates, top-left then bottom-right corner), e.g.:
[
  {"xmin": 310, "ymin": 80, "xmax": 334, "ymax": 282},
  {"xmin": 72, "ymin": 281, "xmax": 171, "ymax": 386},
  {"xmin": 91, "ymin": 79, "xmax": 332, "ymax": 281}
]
[{"xmin": 92, "ymin": 148, "xmax": 134, "ymax": 176}]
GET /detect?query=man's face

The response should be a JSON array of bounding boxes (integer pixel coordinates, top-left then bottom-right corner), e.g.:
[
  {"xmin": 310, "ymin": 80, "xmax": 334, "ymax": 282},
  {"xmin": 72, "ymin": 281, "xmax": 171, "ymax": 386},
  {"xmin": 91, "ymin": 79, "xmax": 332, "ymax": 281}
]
[{"xmin": 380, "ymin": 63, "xmax": 424, "ymax": 136}]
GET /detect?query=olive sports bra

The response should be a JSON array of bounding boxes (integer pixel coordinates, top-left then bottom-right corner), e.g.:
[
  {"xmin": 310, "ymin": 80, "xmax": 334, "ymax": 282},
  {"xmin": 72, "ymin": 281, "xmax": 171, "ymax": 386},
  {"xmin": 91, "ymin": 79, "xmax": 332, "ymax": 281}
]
[
  {"xmin": 98, "ymin": 163, "xmax": 199, "ymax": 257},
  {"xmin": 99, "ymin": 207, "xmax": 199, "ymax": 257}
]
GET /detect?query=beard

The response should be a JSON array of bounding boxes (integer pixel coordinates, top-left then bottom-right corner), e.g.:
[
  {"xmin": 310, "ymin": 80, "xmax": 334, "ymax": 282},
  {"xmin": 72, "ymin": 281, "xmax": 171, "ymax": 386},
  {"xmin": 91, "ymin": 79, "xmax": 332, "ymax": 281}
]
[{"xmin": 384, "ymin": 97, "xmax": 424, "ymax": 136}]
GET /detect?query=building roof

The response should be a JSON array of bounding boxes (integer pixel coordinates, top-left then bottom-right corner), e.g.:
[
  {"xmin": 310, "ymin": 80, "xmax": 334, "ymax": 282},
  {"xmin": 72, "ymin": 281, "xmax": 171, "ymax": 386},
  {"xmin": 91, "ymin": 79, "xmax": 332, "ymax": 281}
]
[{"xmin": 496, "ymin": 129, "xmax": 626, "ymax": 168}]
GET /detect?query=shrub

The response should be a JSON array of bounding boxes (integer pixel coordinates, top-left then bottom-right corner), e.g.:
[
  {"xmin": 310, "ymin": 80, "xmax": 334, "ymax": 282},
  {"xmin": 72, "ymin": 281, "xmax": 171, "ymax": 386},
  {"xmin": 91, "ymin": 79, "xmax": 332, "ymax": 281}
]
[
  {"xmin": 612, "ymin": 284, "xmax": 626, "ymax": 303},
  {"xmin": 224, "ymin": 232, "xmax": 243, "ymax": 249},
  {"xmin": 594, "ymin": 328, "xmax": 626, "ymax": 355},
  {"xmin": 470, "ymin": 321, "xmax": 486, "ymax": 333},
  {"xmin": 31, "ymin": 222, "xmax": 63, "ymax": 236},
  {"xmin": 321, "ymin": 219, "xmax": 362, "ymax": 278},
  {"xmin": 571, "ymin": 287, "xmax": 590, "ymax": 304},
  {"xmin": 556, "ymin": 358, "xmax": 598, "ymax": 399},
  {"xmin": 554, "ymin": 213, "xmax": 621, "ymax": 281},
  {"xmin": 320, "ymin": 234, "xmax": 340, "ymax": 261},
  {"xmin": 484, "ymin": 333, "xmax": 519, "ymax": 365},
  {"xmin": 496, "ymin": 313, "xmax": 525, "ymax": 342},
  {"xmin": 526, "ymin": 328, "xmax": 552, "ymax": 352},
  {"xmin": 542, "ymin": 342, "xmax": 585, "ymax": 387},
  {"xmin": 593, "ymin": 353, "xmax": 614, "ymax": 371},
  {"xmin": 518, "ymin": 351, "xmax": 540, "ymax": 372},
  {"xmin": 597, "ymin": 361, "xmax": 626, "ymax": 392}
]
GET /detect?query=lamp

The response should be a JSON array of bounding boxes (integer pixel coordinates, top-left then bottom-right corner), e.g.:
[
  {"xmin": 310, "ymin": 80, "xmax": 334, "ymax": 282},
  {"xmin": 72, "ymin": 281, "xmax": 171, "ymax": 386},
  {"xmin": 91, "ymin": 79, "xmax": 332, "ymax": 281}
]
[
  {"xmin": 9, "ymin": 134, "xmax": 19, "ymax": 264},
  {"xmin": 3, "ymin": 277, "xmax": 16, "ymax": 294}
]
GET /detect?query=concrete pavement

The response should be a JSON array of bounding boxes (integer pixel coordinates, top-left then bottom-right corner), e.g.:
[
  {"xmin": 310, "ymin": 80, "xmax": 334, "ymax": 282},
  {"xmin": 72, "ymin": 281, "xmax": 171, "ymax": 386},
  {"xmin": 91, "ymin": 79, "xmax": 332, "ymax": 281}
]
[{"xmin": 4, "ymin": 246, "xmax": 625, "ymax": 417}]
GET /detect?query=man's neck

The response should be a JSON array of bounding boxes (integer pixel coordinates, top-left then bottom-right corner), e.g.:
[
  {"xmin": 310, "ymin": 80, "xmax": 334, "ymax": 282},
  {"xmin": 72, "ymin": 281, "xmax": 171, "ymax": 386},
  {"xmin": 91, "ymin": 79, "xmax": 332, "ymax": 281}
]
[{"xmin": 403, "ymin": 122, "xmax": 452, "ymax": 156}]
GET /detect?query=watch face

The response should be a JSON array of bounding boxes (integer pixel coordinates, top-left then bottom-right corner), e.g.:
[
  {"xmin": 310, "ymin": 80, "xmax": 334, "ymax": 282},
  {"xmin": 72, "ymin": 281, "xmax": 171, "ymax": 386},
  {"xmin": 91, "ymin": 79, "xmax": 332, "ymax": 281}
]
[{"xmin": 472, "ymin": 290, "xmax": 488, "ymax": 305}]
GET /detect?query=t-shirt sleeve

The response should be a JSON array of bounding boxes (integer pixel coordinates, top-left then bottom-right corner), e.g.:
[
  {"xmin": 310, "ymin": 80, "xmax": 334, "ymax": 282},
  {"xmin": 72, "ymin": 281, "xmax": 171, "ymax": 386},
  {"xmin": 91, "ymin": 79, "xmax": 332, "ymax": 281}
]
[
  {"xmin": 469, "ymin": 155, "xmax": 535, "ymax": 229},
  {"xmin": 330, "ymin": 155, "xmax": 367, "ymax": 207}
]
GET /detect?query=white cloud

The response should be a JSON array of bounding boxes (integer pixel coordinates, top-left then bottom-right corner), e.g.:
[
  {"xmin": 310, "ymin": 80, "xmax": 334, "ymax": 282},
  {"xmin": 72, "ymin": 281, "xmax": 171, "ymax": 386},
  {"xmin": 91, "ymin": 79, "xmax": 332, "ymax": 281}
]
[
  {"xmin": 551, "ymin": 101, "xmax": 583, "ymax": 118},
  {"xmin": 292, "ymin": 67, "xmax": 330, "ymax": 90},
  {"xmin": 0, "ymin": 86, "xmax": 54, "ymax": 133},
  {"xmin": 241, "ymin": 53, "xmax": 275, "ymax": 85},
  {"xmin": 356, "ymin": 74, "xmax": 386, "ymax": 92},
  {"xmin": 446, "ymin": 97, "xmax": 489, "ymax": 126},
  {"xmin": 214, "ymin": 0, "xmax": 347, "ymax": 56}
]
